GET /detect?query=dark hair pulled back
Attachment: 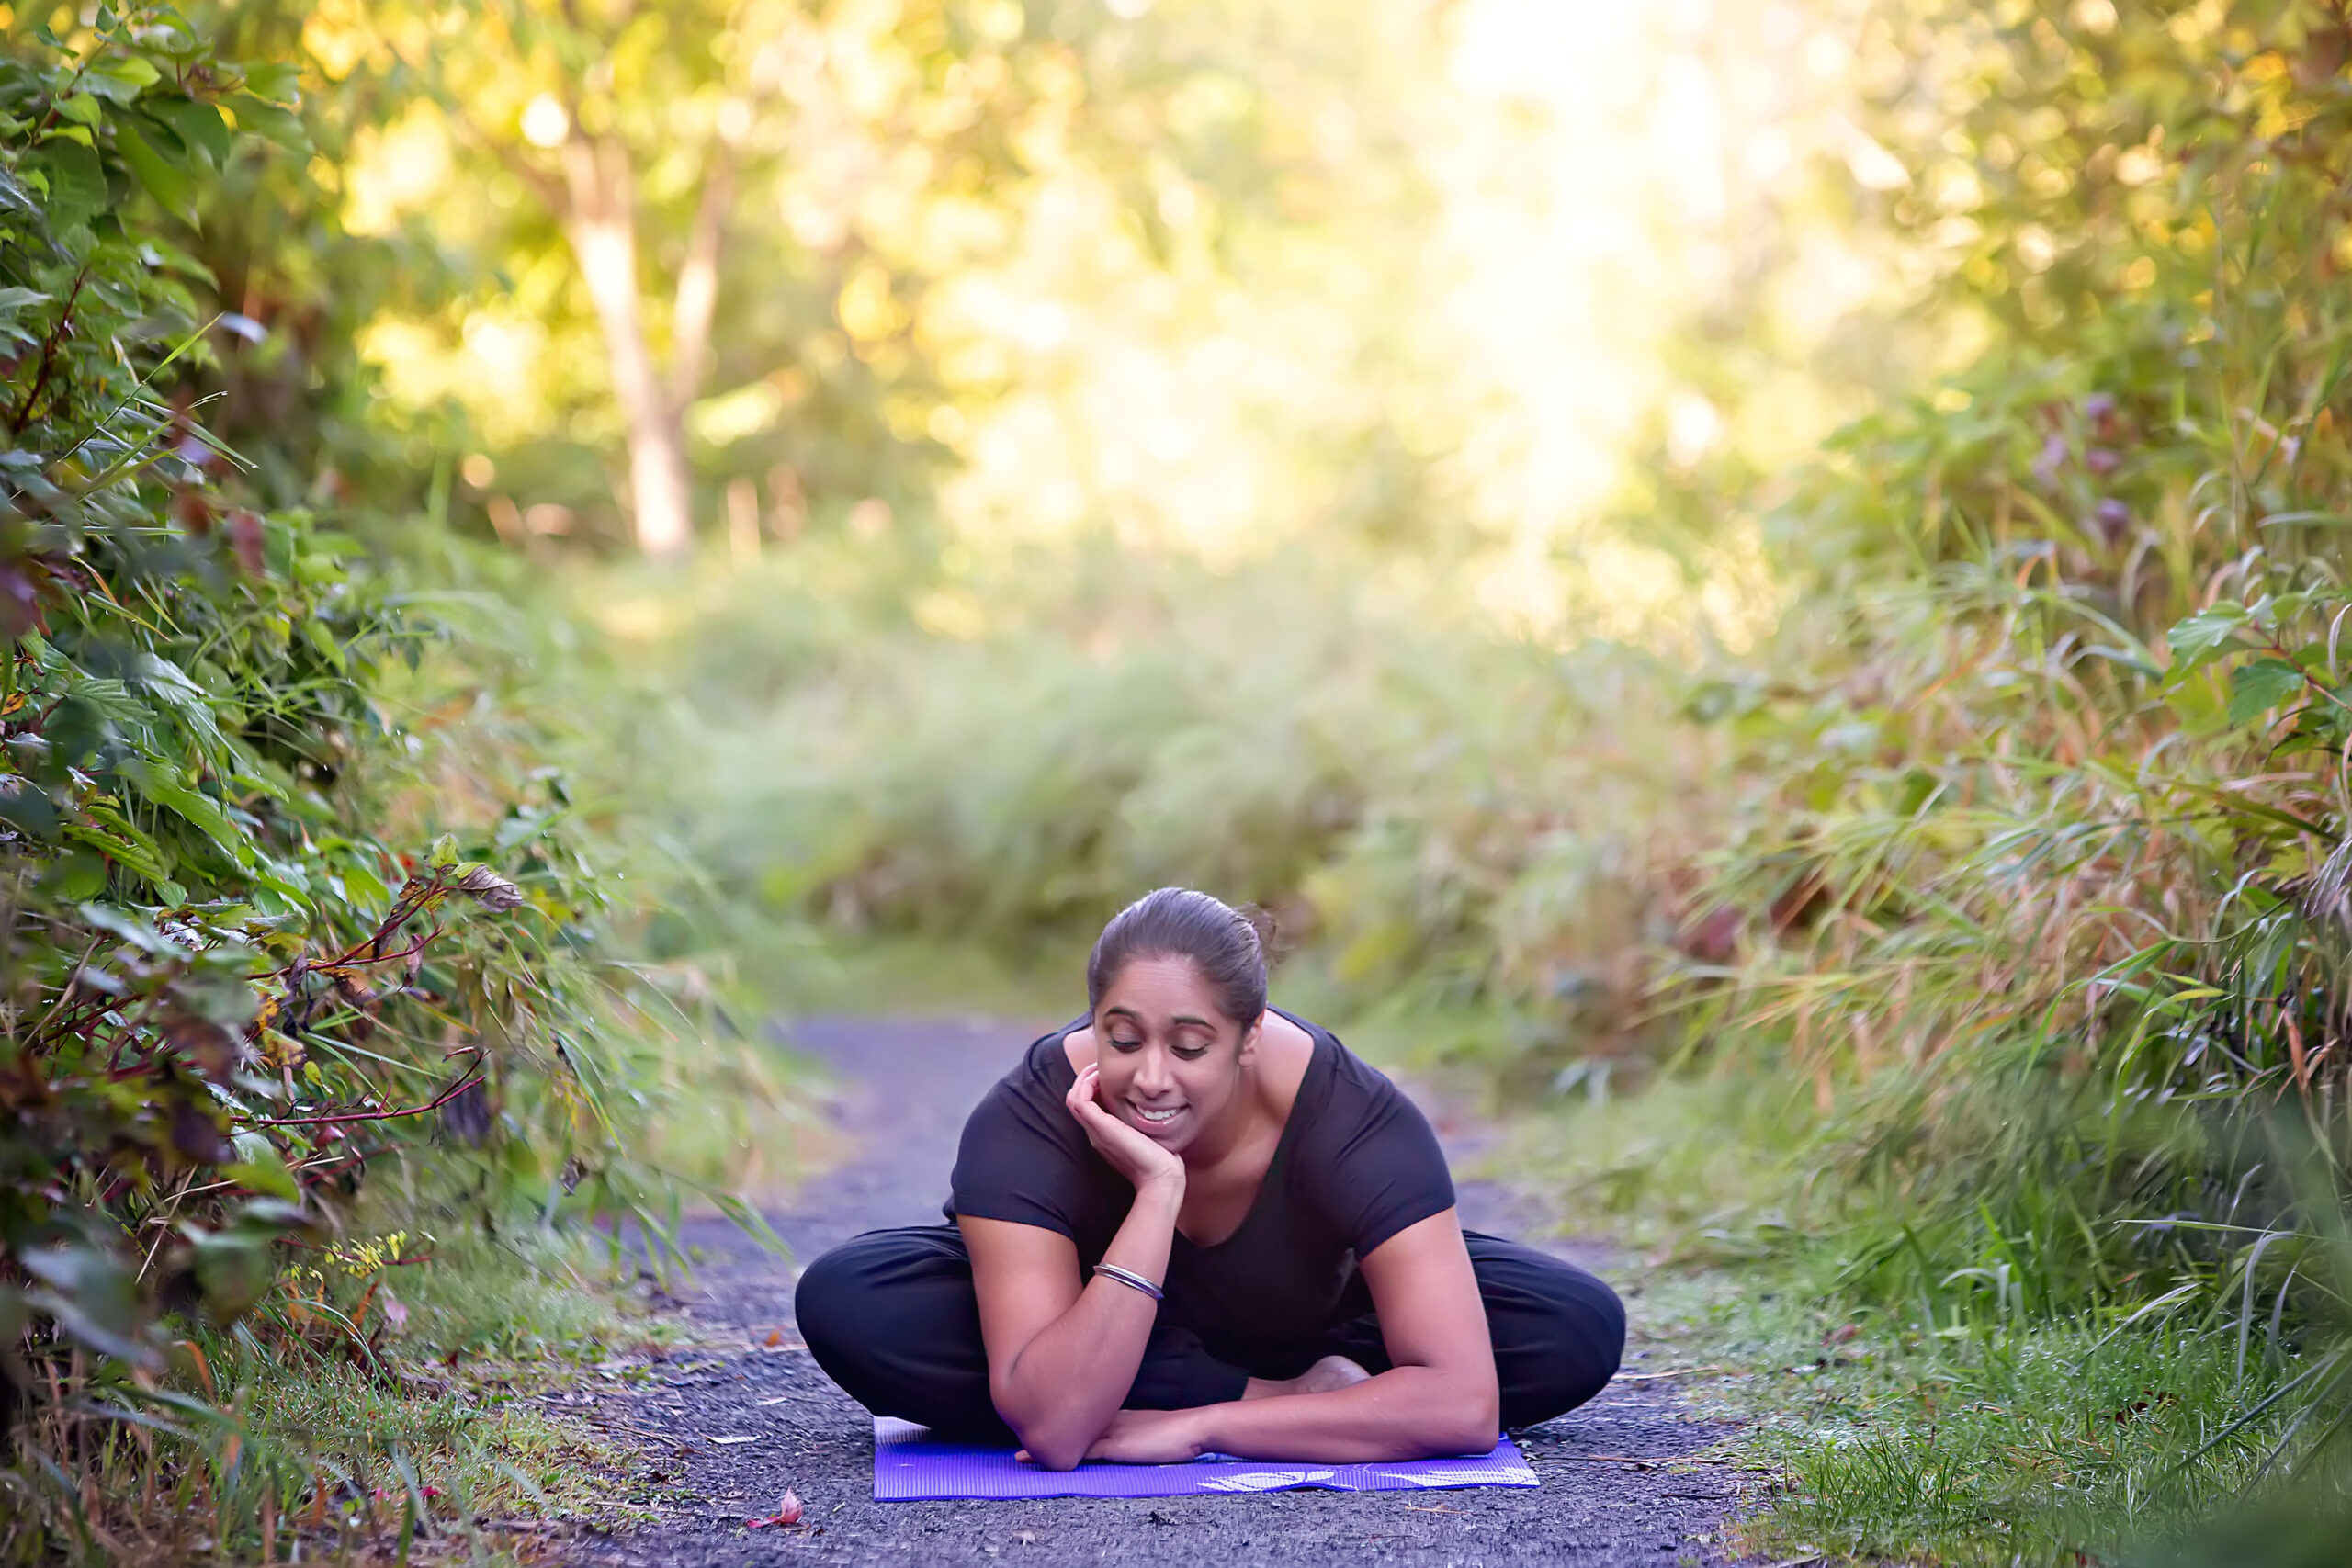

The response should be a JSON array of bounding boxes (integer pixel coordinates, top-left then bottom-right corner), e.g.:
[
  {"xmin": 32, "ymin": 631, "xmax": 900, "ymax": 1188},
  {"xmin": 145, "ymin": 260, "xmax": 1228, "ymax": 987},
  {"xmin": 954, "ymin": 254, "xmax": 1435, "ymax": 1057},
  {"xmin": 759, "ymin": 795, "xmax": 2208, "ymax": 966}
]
[{"xmin": 1086, "ymin": 887, "xmax": 1272, "ymax": 1026}]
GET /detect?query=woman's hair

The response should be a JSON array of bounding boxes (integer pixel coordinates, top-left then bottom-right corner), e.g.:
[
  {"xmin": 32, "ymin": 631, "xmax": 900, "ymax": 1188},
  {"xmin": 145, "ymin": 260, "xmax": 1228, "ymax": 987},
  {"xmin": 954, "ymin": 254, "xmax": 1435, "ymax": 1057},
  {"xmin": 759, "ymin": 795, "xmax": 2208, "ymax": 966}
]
[{"xmin": 1086, "ymin": 887, "xmax": 1272, "ymax": 1027}]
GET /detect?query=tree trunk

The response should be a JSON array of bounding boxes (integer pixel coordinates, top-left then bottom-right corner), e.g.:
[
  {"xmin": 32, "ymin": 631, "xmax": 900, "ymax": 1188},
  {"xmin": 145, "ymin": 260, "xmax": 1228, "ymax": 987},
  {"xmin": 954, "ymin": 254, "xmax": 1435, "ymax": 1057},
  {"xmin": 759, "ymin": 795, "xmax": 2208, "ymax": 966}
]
[
  {"xmin": 670, "ymin": 139, "xmax": 737, "ymax": 412},
  {"xmin": 560, "ymin": 134, "xmax": 695, "ymax": 558}
]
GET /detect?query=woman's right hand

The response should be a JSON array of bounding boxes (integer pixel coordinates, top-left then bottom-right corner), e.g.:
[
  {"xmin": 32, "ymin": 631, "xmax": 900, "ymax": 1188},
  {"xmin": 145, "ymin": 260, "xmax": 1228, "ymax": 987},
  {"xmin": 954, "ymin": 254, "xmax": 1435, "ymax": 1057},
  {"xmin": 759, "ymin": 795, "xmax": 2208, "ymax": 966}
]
[{"xmin": 1065, "ymin": 1062, "xmax": 1185, "ymax": 1193}]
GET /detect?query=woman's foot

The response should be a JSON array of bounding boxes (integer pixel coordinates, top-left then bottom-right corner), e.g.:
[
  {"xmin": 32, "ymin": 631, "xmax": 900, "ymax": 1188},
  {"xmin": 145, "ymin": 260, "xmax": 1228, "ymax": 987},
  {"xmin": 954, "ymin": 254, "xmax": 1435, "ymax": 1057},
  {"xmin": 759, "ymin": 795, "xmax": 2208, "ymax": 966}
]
[{"xmin": 1241, "ymin": 1354, "xmax": 1372, "ymax": 1400}]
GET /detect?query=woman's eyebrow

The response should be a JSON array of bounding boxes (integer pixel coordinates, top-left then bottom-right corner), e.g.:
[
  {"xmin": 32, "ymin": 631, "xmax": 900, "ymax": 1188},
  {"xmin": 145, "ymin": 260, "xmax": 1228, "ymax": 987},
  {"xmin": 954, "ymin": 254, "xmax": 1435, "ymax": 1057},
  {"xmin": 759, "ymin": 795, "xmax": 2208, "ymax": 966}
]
[{"xmin": 1101, "ymin": 1005, "xmax": 1213, "ymax": 1029}]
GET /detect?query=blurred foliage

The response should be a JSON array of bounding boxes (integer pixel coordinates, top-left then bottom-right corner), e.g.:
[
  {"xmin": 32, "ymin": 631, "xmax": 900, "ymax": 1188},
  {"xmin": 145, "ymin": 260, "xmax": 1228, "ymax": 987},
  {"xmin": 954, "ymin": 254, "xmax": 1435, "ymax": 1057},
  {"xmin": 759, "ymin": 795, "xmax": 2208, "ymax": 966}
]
[
  {"xmin": 299, "ymin": 0, "xmax": 1443, "ymax": 561},
  {"xmin": 0, "ymin": 6, "xmax": 787, "ymax": 1560},
  {"xmin": 1666, "ymin": 2, "xmax": 2352, "ymax": 1554}
]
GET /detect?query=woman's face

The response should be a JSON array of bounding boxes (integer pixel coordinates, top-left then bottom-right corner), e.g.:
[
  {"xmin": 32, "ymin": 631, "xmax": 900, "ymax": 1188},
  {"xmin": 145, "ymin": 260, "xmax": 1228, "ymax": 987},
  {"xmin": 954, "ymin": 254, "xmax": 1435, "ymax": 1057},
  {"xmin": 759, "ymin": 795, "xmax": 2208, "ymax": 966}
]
[{"xmin": 1092, "ymin": 953, "xmax": 1261, "ymax": 1156}]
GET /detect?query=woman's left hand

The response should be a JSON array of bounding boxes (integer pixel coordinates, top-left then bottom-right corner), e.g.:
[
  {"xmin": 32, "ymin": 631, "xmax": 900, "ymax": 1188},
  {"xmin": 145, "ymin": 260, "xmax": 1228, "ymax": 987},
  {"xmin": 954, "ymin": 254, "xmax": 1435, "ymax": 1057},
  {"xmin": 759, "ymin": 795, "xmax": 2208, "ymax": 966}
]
[
  {"xmin": 1019, "ymin": 1407, "xmax": 1212, "ymax": 1466},
  {"xmin": 1085, "ymin": 1407, "xmax": 1214, "ymax": 1463}
]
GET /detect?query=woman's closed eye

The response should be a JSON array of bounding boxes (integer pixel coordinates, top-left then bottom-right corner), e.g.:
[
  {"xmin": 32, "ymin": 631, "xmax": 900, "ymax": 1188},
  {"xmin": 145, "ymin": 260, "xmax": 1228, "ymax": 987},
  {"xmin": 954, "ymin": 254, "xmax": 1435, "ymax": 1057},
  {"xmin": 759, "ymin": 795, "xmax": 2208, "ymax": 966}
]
[{"xmin": 1104, "ymin": 1034, "xmax": 1210, "ymax": 1059}]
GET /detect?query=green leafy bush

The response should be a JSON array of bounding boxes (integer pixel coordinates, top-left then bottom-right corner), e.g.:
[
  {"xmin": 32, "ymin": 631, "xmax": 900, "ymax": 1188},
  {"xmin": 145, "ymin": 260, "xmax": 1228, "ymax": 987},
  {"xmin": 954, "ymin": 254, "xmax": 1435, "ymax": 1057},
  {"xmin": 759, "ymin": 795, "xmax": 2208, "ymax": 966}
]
[{"xmin": 0, "ymin": 10, "xmax": 775, "ymax": 1556}]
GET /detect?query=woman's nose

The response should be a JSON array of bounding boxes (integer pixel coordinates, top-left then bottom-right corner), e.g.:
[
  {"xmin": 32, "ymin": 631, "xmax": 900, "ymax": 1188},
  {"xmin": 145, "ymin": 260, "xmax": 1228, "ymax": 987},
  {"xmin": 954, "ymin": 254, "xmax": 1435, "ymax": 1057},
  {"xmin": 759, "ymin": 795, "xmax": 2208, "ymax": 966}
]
[{"xmin": 1132, "ymin": 1046, "xmax": 1174, "ymax": 1097}]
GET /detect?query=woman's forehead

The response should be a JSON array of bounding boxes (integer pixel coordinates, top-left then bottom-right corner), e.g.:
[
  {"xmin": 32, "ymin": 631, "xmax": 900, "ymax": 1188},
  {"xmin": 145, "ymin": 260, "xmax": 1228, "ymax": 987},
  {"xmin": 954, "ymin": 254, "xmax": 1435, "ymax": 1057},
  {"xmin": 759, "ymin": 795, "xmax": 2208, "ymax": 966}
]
[{"xmin": 1099, "ymin": 954, "xmax": 1227, "ymax": 1020}]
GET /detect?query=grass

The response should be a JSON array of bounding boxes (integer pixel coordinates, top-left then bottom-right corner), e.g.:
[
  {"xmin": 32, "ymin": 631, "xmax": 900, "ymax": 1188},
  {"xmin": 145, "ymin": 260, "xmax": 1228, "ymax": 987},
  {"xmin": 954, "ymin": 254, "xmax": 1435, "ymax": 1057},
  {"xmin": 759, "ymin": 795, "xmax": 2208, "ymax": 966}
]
[
  {"xmin": 743, "ymin": 929, "xmax": 1091, "ymax": 1022},
  {"xmin": 1, "ymin": 1220, "xmax": 710, "ymax": 1565},
  {"xmin": 1479, "ymin": 1074, "xmax": 2352, "ymax": 1566}
]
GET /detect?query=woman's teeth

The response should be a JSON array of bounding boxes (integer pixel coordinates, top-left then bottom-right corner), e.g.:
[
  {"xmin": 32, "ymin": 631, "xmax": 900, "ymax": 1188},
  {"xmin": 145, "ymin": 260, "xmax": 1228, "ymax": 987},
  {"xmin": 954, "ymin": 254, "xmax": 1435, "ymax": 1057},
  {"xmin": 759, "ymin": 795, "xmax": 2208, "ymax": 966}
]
[{"xmin": 1136, "ymin": 1106, "xmax": 1182, "ymax": 1123}]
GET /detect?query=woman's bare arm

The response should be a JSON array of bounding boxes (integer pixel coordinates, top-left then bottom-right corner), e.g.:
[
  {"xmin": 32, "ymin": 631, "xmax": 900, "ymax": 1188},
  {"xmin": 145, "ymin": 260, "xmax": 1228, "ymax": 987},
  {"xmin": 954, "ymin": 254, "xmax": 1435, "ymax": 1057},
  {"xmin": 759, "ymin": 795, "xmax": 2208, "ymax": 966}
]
[
  {"xmin": 960, "ymin": 1058, "xmax": 1193, "ymax": 1470},
  {"xmin": 1080, "ymin": 1207, "xmax": 1498, "ymax": 1464},
  {"xmin": 959, "ymin": 1181, "xmax": 1181, "ymax": 1470}
]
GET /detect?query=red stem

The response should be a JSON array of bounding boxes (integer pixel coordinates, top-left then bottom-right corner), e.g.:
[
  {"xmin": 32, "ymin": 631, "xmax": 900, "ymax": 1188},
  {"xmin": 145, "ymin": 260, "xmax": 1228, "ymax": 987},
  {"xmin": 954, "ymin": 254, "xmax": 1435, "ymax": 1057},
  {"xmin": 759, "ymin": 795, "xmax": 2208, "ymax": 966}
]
[{"xmin": 237, "ymin": 1053, "xmax": 484, "ymax": 1129}]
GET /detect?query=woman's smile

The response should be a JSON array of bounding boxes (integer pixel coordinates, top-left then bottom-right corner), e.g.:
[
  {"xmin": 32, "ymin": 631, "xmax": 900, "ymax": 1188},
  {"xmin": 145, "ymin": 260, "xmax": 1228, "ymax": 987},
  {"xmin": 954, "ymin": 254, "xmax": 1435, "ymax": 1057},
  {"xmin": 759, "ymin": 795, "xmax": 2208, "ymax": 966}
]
[{"xmin": 1129, "ymin": 1101, "xmax": 1186, "ymax": 1133}]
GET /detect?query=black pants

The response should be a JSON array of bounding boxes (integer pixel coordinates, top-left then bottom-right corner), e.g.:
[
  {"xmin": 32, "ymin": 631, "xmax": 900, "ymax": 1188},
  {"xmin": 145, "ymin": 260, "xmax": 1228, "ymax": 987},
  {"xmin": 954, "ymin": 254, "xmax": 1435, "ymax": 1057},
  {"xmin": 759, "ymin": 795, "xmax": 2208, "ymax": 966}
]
[{"xmin": 794, "ymin": 1225, "xmax": 1625, "ymax": 1440}]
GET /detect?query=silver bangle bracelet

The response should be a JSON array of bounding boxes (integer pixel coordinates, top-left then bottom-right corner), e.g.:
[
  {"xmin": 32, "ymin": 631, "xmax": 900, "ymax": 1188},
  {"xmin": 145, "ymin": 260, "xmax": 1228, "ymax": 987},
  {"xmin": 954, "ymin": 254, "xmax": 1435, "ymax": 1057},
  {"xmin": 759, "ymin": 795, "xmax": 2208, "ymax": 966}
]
[{"xmin": 1091, "ymin": 1262, "xmax": 1164, "ymax": 1302}]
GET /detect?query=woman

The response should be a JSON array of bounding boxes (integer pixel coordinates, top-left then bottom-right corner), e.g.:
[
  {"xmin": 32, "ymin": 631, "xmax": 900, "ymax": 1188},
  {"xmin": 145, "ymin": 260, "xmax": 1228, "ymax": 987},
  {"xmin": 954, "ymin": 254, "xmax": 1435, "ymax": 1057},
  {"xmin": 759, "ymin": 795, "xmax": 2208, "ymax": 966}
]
[{"xmin": 796, "ymin": 888, "xmax": 1625, "ymax": 1471}]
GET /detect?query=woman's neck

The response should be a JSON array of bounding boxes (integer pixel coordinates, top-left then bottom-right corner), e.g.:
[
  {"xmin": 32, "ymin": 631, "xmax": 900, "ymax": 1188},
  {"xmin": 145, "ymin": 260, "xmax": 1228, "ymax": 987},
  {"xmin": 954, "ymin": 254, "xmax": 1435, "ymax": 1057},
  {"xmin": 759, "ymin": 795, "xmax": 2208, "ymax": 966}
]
[
  {"xmin": 1180, "ymin": 1013, "xmax": 1315, "ymax": 1179},
  {"xmin": 1178, "ymin": 1065, "xmax": 1273, "ymax": 1175}
]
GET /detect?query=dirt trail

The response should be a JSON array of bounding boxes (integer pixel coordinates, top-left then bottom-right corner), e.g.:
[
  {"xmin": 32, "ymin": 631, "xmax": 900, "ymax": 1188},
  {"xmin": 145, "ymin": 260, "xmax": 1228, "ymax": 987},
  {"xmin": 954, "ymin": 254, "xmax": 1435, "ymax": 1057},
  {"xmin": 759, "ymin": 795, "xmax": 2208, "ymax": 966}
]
[{"xmin": 584, "ymin": 1017, "xmax": 1750, "ymax": 1565}]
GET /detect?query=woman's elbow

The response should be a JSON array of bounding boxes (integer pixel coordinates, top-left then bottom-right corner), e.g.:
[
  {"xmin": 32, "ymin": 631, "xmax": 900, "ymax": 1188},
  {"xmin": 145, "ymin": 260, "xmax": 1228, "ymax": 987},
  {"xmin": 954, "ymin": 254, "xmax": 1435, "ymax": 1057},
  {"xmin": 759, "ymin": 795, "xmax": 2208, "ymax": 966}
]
[
  {"xmin": 1023, "ymin": 1437, "xmax": 1089, "ymax": 1472},
  {"xmin": 994, "ymin": 1393, "xmax": 1090, "ymax": 1471},
  {"xmin": 1429, "ymin": 1379, "xmax": 1501, "ymax": 1457},
  {"xmin": 1007, "ymin": 1415, "xmax": 1090, "ymax": 1472}
]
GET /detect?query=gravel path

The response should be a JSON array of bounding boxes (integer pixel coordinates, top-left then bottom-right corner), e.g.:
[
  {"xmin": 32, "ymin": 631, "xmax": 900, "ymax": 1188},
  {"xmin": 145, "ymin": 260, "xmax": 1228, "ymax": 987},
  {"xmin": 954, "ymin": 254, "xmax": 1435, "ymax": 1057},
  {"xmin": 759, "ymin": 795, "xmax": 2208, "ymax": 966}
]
[{"xmin": 586, "ymin": 1018, "xmax": 1751, "ymax": 1566}]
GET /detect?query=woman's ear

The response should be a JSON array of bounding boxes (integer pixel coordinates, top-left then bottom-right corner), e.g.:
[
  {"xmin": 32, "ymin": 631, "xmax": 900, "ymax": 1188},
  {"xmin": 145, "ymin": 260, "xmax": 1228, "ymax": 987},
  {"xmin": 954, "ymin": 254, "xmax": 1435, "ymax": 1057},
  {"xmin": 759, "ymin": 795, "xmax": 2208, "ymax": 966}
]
[{"xmin": 1237, "ymin": 1011, "xmax": 1265, "ymax": 1064}]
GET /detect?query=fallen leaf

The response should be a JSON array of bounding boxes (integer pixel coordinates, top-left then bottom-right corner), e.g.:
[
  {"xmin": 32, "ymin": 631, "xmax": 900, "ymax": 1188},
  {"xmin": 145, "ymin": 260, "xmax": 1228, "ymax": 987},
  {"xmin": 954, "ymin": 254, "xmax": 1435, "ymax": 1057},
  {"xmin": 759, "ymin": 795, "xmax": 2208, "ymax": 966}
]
[
  {"xmin": 1613, "ymin": 1365, "xmax": 1725, "ymax": 1382},
  {"xmin": 747, "ymin": 1488, "xmax": 803, "ymax": 1529},
  {"xmin": 452, "ymin": 863, "xmax": 523, "ymax": 911},
  {"xmin": 765, "ymin": 1327, "xmax": 784, "ymax": 1347}
]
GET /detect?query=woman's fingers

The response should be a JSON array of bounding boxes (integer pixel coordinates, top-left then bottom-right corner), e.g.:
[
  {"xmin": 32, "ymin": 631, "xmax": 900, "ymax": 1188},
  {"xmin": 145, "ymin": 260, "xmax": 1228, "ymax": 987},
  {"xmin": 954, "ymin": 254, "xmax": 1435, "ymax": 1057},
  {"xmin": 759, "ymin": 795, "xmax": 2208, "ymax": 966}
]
[
  {"xmin": 1066, "ymin": 1067, "xmax": 1116, "ymax": 1134},
  {"xmin": 1068, "ymin": 1065, "xmax": 1135, "ymax": 1140},
  {"xmin": 1064, "ymin": 1060, "xmax": 1184, "ymax": 1187}
]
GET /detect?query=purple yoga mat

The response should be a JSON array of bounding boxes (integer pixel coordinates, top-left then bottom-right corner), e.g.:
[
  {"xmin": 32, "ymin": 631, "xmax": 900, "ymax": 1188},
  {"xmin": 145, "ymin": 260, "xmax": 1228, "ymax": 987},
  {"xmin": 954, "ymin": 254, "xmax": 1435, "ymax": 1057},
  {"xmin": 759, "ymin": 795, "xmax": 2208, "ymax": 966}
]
[{"xmin": 871, "ymin": 1417, "xmax": 1540, "ymax": 1501}]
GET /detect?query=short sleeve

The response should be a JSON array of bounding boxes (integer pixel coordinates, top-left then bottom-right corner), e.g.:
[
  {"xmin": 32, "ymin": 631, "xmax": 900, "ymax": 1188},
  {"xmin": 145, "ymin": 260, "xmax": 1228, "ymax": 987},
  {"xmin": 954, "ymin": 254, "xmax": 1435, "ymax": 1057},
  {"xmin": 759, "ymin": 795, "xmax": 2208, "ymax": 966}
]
[
  {"xmin": 1318, "ymin": 1069, "xmax": 1456, "ymax": 1256},
  {"xmin": 946, "ymin": 1050, "xmax": 1093, "ymax": 1240}
]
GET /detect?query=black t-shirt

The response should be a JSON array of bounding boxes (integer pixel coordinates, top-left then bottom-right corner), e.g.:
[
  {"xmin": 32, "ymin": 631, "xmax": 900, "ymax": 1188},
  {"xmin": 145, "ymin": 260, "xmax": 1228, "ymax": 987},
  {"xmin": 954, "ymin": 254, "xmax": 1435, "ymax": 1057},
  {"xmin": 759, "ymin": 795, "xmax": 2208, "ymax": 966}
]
[{"xmin": 945, "ymin": 1008, "xmax": 1455, "ymax": 1373}]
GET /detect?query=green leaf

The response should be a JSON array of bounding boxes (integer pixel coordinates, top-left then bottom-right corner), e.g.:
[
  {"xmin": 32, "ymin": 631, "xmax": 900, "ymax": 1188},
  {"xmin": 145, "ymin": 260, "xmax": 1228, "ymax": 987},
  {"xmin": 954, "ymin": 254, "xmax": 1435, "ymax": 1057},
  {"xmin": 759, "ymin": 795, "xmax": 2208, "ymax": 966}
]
[
  {"xmin": 0, "ymin": 778, "xmax": 60, "ymax": 839},
  {"xmin": 52, "ymin": 92, "xmax": 102, "ymax": 127},
  {"xmin": 26, "ymin": 137, "xmax": 106, "ymax": 226},
  {"xmin": 149, "ymin": 96, "xmax": 229, "ymax": 166},
  {"xmin": 243, "ymin": 62, "xmax": 302, "ymax": 106},
  {"xmin": 89, "ymin": 53, "xmax": 160, "ymax": 92},
  {"xmin": 0, "ymin": 170, "xmax": 40, "ymax": 217},
  {"xmin": 123, "ymin": 757, "xmax": 250, "ymax": 868},
  {"xmin": 220, "ymin": 1157, "xmax": 300, "ymax": 1202},
  {"xmin": 77, "ymin": 74, "xmax": 141, "ymax": 107},
  {"xmin": 2227, "ymin": 658, "xmax": 2305, "ymax": 727},
  {"xmin": 77, "ymin": 900, "xmax": 175, "ymax": 954},
  {"xmin": 41, "ymin": 850, "xmax": 108, "ymax": 900},
  {"xmin": 130, "ymin": 653, "xmax": 228, "ymax": 750},
  {"xmin": 429, "ymin": 833, "xmax": 459, "ymax": 869},
  {"xmin": 182, "ymin": 1223, "xmax": 277, "ymax": 1322},
  {"xmin": 20, "ymin": 1246, "xmax": 154, "ymax": 1365},
  {"xmin": 114, "ymin": 118, "xmax": 196, "ymax": 223},
  {"xmin": 339, "ymin": 858, "xmax": 391, "ymax": 913},
  {"xmin": 74, "ymin": 804, "xmax": 174, "ymax": 879},
  {"xmin": 303, "ymin": 615, "xmax": 345, "ymax": 670},
  {"xmin": 222, "ymin": 93, "xmax": 306, "ymax": 152},
  {"xmin": 62, "ymin": 819, "xmax": 169, "ymax": 882},
  {"xmin": 2165, "ymin": 602, "xmax": 2253, "ymax": 678},
  {"xmin": 0, "ymin": 286, "xmax": 52, "ymax": 314}
]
